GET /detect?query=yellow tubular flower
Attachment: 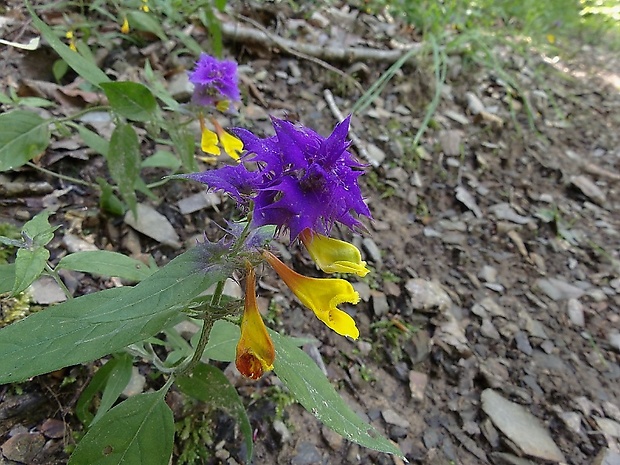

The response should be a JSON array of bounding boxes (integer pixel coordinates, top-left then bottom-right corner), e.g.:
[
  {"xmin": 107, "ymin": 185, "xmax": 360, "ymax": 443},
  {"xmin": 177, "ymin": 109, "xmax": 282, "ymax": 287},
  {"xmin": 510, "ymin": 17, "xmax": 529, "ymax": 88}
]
[
  {"xmin": 299, "ymin": 229, "xmax": 369, "ymax": 277},
  {"xmin": 263, "ymin": 251, "xmax": 360, "ymax": 339},
  {"xmin": 235, "ymin": 267, "xmax": 275, "ymax": 379},
  {"xmin": 211, "ymin": 118, "xmax": 243, "ymax": 160},
  {"xmin": 121, "ymin": 17, "xmax": 130, "ymax": 34},
  {"xmin": 65, "ymin": 31, "xmax": 77, "ymax": 52},
  {"xmin": 199, "ymin": 115, "xmax": 220, "ymax": 155}
]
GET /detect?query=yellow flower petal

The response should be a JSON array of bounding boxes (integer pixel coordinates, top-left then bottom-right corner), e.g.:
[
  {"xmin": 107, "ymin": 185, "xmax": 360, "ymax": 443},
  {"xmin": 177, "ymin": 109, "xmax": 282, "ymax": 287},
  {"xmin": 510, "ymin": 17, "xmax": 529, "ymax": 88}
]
[
  {"xmin": 236, "ymin": 267, "xmax": 275, "ymax": 379},
  {"xmin": 219, "ymin": 130, "xmax": 243, "ymax": 160},
  {"xmin": 121, "ymin": 17, "xmax": 130, "ymax": 34},
  {"xmin": 201, "ymin": 127, "xmax": 220, "ymax": 155},
  {"xmin": 263, "ymin": 251, "xmax": 360, "ymax": 339},
  {"xmin": 216, "ymin": 100, "xmax": 230, "ymax": 112},
  {"xmin": 300, "ymin": 229, "xmax": 369, "ymax": 277},
  {"xmin": 211, "ymin": 118, "xmax": 243, "ymax": 160}
]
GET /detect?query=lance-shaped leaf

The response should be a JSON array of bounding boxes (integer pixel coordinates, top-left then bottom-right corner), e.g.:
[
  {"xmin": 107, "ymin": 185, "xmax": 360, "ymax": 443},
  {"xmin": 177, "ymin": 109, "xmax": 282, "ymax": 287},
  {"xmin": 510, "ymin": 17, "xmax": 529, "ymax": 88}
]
[
  {"xmin": 69, "ymin": 390, "xmax": 173, "ymax": 465},
  {"xmin": 76, "ymin": 353, "xmax": 134, "ymax": 427},
  {"xmin": 0, "ymin": 264, "xmax": 16, "ymax": 294},
  {"xmin": 25, "ymin": 1, "xmax": 110, "ymax": 87},
  {"xmin": 272, "ymin": 331, "xmax": 402, "ymax": 458},
  {"xmin": 0, "ymin": 248, "xmax": 229, "ymax": 384},
  {"xmin": 0, "ymin": 110, "xmax": 50, "ymax": 172},
  {"xmin": 12, "ymin": 247, "xmax": 50, "ymax": 295},
  {"xmin": 108, "ymin": 123, "xmax": 140, "ymax": 216},
  {"xmin": 101, "ymin": 82, "xmax": 158, "ymax": 122},
  {"xmin": 177, "ymin": 363, "xmax": 253, "ymax": 461},
  {"xmin": 57, "ymin": 251, "xmax": 156, "ymax": 282}
]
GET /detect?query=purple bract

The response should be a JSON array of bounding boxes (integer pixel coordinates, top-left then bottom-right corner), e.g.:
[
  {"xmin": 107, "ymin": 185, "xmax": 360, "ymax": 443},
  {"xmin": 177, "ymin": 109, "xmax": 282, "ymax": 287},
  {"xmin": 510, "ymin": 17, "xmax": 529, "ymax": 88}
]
[
  {"xmin": 187, "ymin": 116, "xmax": 371, "ymax": 241},
  {"xmin": 188, "ymin": 53, "xmax": 240, "ymax": 107}
]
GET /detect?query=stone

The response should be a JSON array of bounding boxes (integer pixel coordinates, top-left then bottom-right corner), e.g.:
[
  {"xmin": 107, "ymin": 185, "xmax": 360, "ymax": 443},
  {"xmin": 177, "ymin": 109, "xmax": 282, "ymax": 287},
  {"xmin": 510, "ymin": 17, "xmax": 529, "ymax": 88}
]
[
  {"xmin": 1, "ymin": 432, "xmax": 45, "ymax": 463},
  {"xmin": 382, "ymin": 409, "xmax": 410, "ymax": 429},
  {"xmin": 481, "ymin": 389, "xmax": 566, "ymax": 462},
  {"xmin": 125, "ymin": 204, "xmax": 181, "ymax": 249},
  {"xmin": 535, "ymin": 278, "xmax": 585, "ymax": 301},
  {"xmin": 570, "ymin": 175, "xmax": 606, "ymax": 206},
  {"xmin": 439, "ymin": 130, "xmax": 462, "ymax": 156},
  {"xmin": 408, "ymin": 371, "xmax": 428, "ymax": 402},
  {"xmin": 455, "ymin": 185, "xmax": 483, "ymax": 218},
  {"xmin": 593, "ymin": 448, "xmax": 620, "ymax": 465},
  {"xmin": 514, "ymin": 331, "xmax": 533, "ymax": 355},
  {"xmin": 405, "ymin": 279, "xmax": 452, "ymax": 313},
  {"xmin": 567, "ymin": 298, "xmax": 585, "ymax": 326},
  {"xmin": 177, "ymin": 191, "xmax": 221, "ymax": 214},
  {"xmin": 362, "ymin": 237, "xmax": 382, "ymax": 265},
  {"xmin": 62, "ymin": 233, "xmax": 99, "ymax": 252},
  {"xmin": 608, "ymin": 331, "xmax": 620, "ymax": 352},
  {"xmin": 122, "ymin": 366, "xmax": 146, "ymax": 397},
  {"xmin": 480, "ymin": 318, "xmax": 501, "ymax": 340},
  {"xmin": 489, "ymin": 203, "xmax": 532, "ymax": 224},
  {"xmin": 371, "ymin": 291, "xmax": 389, "ymax": 316},
  {"xmin": 30, "ymin": 276, "xmax": 67, "ymax": 304},
  {"xmin": 465, "ymin": 92, "xmax": 485, "ymax": 114},
  {"xmin": 366, "ymin": 143, "xmax": 386, "ymax": 165},
  {"xmin": 595, "ymin": 417, "xmax": 620, "ymax": 438},
  {"xmin": 273, "ymin": 420, "xmax": 292, "ymax": 443},
  {"xmin": 478, "ymin": 265, "xmax": 498, "ymax": 283},
  {"xmin": 291, "ymin": 441, "xmax": 321, "ymax": 465},
  {"xmin": 320, "ymin": 426, "xmax": 343, "ymax": 450}
]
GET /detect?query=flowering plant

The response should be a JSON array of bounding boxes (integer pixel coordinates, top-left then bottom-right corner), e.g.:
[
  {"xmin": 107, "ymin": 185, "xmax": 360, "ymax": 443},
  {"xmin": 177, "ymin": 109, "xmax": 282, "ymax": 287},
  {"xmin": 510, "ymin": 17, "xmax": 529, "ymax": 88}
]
[{"xmin": 0, "ymin": 13, "xmax": 401, "ymax": 460}]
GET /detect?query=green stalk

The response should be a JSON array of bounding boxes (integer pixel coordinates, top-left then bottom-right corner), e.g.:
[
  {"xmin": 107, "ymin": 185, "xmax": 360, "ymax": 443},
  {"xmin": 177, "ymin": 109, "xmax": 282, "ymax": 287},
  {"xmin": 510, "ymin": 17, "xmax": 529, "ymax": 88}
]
[{"xmin": 178, "ymin": 279, "xmax": 226, "ymax": 375}]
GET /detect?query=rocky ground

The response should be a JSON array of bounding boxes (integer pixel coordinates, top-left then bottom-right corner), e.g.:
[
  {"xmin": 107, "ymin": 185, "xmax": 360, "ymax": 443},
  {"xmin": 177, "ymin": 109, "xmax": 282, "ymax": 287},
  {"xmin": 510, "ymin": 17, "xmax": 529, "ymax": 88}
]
[{"xmin": 1, "ymin": 1, "xmax": 620, "ymax": 464}]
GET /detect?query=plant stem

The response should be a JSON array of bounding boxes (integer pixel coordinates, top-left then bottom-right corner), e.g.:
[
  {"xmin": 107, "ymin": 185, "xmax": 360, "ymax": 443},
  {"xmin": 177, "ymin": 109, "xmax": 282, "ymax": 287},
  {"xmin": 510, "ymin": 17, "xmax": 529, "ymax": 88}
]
[
  {"xmin": 27, "ymin": 163, "xmax": 99, "ymax": 189},
  {"xmin": 45, "ymin": 263, "xmax": 73, "ymax": 300},
  {"xmin": 178, "ymin": 279, "xmax": 226, "ymax": 375}
]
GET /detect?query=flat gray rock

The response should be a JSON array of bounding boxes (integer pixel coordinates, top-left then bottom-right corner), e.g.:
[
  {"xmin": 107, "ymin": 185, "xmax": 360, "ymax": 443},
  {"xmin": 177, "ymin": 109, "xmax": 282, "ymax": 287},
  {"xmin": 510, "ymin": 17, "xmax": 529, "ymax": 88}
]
[{"xmin": 481, "ymin": 389, "xmax": 566, "ymax": 462}]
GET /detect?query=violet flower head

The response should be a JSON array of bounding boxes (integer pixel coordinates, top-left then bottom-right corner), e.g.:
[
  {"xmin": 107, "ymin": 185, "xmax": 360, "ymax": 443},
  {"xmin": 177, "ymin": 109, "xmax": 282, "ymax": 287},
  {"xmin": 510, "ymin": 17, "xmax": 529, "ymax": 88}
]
[
  {"xmin": 189, "ymin": 53, "xmax": 240, "ymax": 107},
  {"xmin": 242, "ymin": 116, "xmax": 371, "ymax": 240},
  {"xmin": 189, "ymin": 116, "xmax": 371, "ymax": 241}
]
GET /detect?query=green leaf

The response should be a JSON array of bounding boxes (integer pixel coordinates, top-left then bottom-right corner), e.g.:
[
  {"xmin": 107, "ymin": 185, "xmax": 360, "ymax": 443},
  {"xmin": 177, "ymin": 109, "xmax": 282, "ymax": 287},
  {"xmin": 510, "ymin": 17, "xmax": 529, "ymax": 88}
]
[
  {"xmin": 108, "ymin": 124, "xmax": 140, "ymax": 216},
  {"xmin": 97, "ymin": 178, "xmax": 125, "ymax": 216},
  {"xmin": 12, "ymin": 247, "xmax": 50, "ymax": 295},
  {"xmin": 57, "ymin": 251, "xmax": 156, "ymax": 282},
  {"xmin": 127, "ymin": 11, "xmax": 168, "ymax": 42},
  {"xmin": 101, "ymin": 82, "xmax": 158, "ymax": 122},
  {"xmin": 25, "ymin": 2, "xmax": 110, "ymax": 87},
  {"xmin": 76, "ymin": 353, "xmax": 133, "ymax": 427},
  {"xmin": 76, "ymin": 125, "xmax": 109, "ymax": 157},
  {"xmin": 0, "ymin": 248, "xmax": 227, "ymax": 384},
  {"xmin": 143, "ymin": 61, "xmax": 179, "ymax": 111},
  {"xmin": 0, "ymin": 110, "xmax": 50, "ymax": 172},
  {"xmin": 141, "ymin": 150, "xmax": 181, "ymax": 170},
  {"xmin": 177, "ymin": 363, "xmax": 253, "ymax": 461},
  {"xmin": 201, "ymin": 319, "xmax": 239, "ymax": 362},
  {"xmin": 69, "ymin": 391, "xmax": 173, "ymax": 465},
  {"xmin": 272, "ymin": 332, "xmax": 402, "ymax": 457},
  {"xmin": 52, "ymin": 59, "xmax": 69, "ymax": 82},
  {"xmin": 23, "ymin": 210, "xmax": 56, "ymax": 246},
  {"xmin": 170, "ymin": 125, "xmax": 197, "ymax": 172},
  {"xmin": 0, "ymin": 264, "xmax": 16, "ymax": 294}
]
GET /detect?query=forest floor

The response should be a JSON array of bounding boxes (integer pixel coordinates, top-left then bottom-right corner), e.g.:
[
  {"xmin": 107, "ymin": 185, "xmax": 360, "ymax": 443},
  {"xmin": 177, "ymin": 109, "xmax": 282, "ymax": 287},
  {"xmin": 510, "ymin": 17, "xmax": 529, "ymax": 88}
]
[{"xmin": 1, "ymin": 1, "xmax": 620, "ymax": 464}]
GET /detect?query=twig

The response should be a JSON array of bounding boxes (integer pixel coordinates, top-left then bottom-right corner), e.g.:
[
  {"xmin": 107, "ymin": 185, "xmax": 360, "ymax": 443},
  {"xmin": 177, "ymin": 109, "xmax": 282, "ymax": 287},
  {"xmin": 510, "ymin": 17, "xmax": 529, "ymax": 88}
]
[
  {"xmin": 323, "ymin": 89, "xmax": 377, "ymax": 168},
  {"xmin": 221, "ymin": 20, "xmax": 421, "ymax": 65},
  {"xmin": 233, "ymin": 14, "xmax": 364, "ymax": 93}
]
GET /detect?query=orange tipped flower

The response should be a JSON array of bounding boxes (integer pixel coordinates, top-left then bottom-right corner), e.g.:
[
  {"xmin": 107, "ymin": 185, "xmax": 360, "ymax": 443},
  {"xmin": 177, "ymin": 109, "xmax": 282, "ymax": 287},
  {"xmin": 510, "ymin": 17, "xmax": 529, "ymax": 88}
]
[
  {"xmin": 235, "ymin": 267, "xmax": 275, "ymax": 379},
  {"xmin": 263, "ymin": 250, "xmax": 360, "ymax": 339},
  {"xmin": 300, "ymin": 229, "xmax": 369, "ymax": 277}
]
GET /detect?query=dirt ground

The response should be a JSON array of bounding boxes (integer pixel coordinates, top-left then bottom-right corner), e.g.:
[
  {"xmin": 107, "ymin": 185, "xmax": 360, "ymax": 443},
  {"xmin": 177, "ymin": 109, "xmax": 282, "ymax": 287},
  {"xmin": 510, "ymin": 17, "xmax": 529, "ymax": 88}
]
[{"xmin": 1, "ymin": 1, "xmax": 620, "ymax": 464}]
